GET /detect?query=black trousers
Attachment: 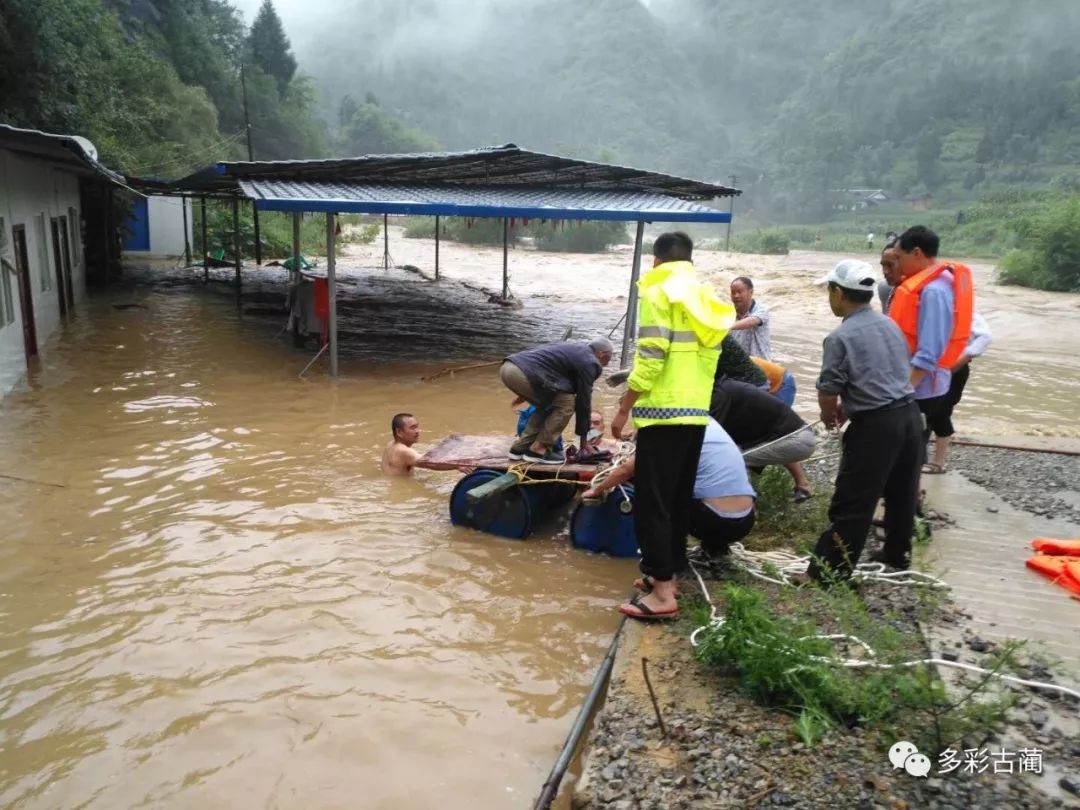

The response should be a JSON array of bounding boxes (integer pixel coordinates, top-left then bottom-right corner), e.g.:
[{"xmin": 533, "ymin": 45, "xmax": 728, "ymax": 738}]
[
  {"xmin": 689, "ymin": 502, "xmax": 756, "ymax": 558},
  {"xmin": 927, "ymin": 363, "xmax": 971, "ymax": 438},
  {"xmin": 634, "ymin": 424, "xmax": 705, "ymax": 581},
  {"xmin": 808, "ymin": 401, "xmax": 922, "ymax": 580},
  {"xmin": 916, "ymin": 394, "xmax": 948, "ymax": 446}
]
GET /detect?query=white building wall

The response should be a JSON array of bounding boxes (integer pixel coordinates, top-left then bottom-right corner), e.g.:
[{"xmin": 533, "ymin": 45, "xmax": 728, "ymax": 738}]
[
  {"xmin": 124, "ymin": 196, "xmax": 192, "ymax": 258},
  {"xmin": 0, "ymin": 147, "xmax": 86, "ymax": 396}
]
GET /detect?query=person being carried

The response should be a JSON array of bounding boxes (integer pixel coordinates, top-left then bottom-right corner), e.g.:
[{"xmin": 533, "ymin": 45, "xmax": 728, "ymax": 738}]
[
  {"xmin": 715, "ymin": 332, "xmax": 769, "ymax": 389},
  {"xmin": 611, "ymin": 231, "xmax": 733, "ymax": 620},
  {"xmin": 792, "ymin": 261, "xmax": 922, "ymax": 585},
  {"xmin": 710, "ymin": 378, "xmax": 816, "ymax": 502},
  {"xmin": 728, "ymin": 276, "xmax": 772, "ymax": 359},
  {"xmin": 751, "ymin": 355, "xmax": 797, "ymax": 407},
  {"xmin": 583, "ymin": 418, "xmax": 756, "ymax": 572},
  {"xmin": 381, "ymin": 412, "xmax": 422, "ymax": 476},
  {"xmin": 500, "ymin": 337, "xmax": 613, "ymax": 464}
]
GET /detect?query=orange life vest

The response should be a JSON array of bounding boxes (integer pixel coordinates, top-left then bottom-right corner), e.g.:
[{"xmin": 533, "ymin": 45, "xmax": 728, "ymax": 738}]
[
  {"xmin": 888, "ymin": 261, "xmax": 974, "ymax": 369},
  {"xmin": 1031, "ymin": 537, "xmax": 1080, "ymax": 556}
]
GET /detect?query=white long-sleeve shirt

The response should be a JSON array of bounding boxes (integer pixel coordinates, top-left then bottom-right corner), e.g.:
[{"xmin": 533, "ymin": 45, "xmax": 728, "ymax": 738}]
[{"xmin": 967, "ymin": 311, "xmax": 992, "ymax": 358}]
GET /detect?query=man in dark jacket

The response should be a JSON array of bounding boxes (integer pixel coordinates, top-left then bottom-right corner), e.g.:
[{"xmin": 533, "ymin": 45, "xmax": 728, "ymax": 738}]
[
  {"xmin": 500, "ymin": 338, "xmax": 613, "ymax": 463},
  {"xmin": 710, "ymin": 378, "xmax": 816, "ymax": 500}
]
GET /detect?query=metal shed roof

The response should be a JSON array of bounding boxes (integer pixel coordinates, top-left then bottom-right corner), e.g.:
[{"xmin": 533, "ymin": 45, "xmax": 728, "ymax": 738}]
[
  {"xmin": 167, "ymin": 144, "xmax": 740, "ymax": 201},
  {"xmin": 240, "ymin": 180, "xmax": 731, "ymax": 223},
  {"xmin": 0, "ymin": 123, "xmax": 124, "ymax": 184}
]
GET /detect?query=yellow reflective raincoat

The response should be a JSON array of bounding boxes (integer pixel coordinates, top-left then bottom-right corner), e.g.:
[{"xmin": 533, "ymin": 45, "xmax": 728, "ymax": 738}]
[{"xmin": 627, "ymin": 261, "xmax": 735, "ymax": 428}]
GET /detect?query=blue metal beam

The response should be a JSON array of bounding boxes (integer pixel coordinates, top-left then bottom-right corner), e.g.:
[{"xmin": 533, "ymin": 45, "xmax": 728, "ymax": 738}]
[{"xmin": 252, "ymin": 197, "xmax": 732, "ymax": 224}]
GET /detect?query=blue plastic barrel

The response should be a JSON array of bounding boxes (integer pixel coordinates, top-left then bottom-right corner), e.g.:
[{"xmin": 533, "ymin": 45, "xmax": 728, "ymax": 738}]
[
  {"xmin": 570, "ymin": 484, "xmax": 640, "ymax": 558},
  {"xmin": 449, "ymin": 469, "xmax": 549, "ymax": 539}
]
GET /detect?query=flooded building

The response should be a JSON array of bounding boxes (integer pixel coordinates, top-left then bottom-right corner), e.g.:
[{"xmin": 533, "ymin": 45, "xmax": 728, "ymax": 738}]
[{"xmin": 0, "ymin": 124, "xmax": 124, "ymax": 394}]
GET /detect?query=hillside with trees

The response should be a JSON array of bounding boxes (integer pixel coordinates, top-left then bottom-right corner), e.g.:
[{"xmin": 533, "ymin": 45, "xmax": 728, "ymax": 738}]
[
  {"xmin": 297, "ymin": 0, "xmax": 1080, "ymax": 220},
  {"xmin": 0, "ymin": 0, "xmax": 439, "ymax": 175}
]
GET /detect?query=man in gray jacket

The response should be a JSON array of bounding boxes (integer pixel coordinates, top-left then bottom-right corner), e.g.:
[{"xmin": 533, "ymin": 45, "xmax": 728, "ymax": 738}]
[{"xmin": 501, "ymin": 338, "xmax": 613, "ymax": 464}]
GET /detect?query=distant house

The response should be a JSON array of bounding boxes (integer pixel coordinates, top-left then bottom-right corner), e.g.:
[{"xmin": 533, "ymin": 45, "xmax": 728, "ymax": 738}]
[
  {"xmin": 0, "ymin": 123, "xmax": 124, "ymax": 394},
  {"xmin": 123, "ymin": 193, "xmax": 192, "ymax": 259},
  {"xmin": 834, "ymin": 188, "xmax": 889, "ymax": 210}
]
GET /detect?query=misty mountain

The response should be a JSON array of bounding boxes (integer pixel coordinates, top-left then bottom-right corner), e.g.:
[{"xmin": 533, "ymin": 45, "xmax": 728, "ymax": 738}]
[{"xmin": 297, "ymin": 0, "xmax": 1080, "ymax": 219}]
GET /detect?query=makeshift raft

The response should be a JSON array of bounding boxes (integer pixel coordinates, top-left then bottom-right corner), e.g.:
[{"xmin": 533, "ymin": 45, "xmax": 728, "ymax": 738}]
[{"xmin": 417, "ymin": 434, "xmax": 638, "ymax": 554}]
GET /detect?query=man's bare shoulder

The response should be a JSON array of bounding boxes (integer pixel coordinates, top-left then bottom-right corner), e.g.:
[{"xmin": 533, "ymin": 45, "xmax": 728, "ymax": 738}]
[{"xmin": 382, "ymin": 441, "xmax": 421, "ymax": 475}]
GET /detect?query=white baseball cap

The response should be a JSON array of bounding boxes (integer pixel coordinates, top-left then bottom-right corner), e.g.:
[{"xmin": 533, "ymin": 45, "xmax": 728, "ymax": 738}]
[{"xmin": 815, "ymin": 260, "xmax": 879, "ymax": 291}]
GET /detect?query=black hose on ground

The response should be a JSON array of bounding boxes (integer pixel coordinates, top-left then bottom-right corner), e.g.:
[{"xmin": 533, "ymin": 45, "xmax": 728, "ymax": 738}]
[{"xmin": 533, "ymin": 614, "xmax": 628, "ymax": 810}]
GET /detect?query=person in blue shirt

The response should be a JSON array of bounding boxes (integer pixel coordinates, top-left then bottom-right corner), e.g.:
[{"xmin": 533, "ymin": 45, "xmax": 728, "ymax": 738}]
[{"xmin": 581, "ymin": 418, "xmax": 756, "ymax": 583}]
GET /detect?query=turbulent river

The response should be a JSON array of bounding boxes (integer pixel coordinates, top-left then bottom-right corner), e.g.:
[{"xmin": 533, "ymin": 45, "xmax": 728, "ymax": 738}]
[{"xmin": 1, "ymin": 229, "xmax": 1077, "ymax": 808}]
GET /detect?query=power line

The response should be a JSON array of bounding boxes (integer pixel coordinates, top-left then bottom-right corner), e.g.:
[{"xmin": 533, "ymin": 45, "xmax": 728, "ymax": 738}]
[{"xmin": 127, "ymin": 130, "xmax": 247, "ymax": 175}]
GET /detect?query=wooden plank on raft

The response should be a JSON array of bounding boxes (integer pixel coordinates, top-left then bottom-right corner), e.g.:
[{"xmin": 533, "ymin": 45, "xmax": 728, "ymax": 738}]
[
  {"xmin": 415, "ymin": 433, "xmax": 606, "ymax": 480},
  {"xmin": 466, "ymin": 472, "xmax": 520, "ymax": 504}
]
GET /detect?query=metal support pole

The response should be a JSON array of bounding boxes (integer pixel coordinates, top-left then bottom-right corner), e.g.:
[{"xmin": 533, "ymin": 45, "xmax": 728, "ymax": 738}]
[
  {"xmin": 725, "ymin": 175, "xmax": 737, "ymax": 252},
  {"xmin": 253, "ymin": 204, "xmax": 262, "ymax": 265},
  {"xmin": 291, "ymin": 212, "xmax": 301, "ymax": 287},
  {"xmin": 181, "ymin": 197, "xmax": 191, "ymax": 267},
  {"xmin": 383, "ymin": 213, "xmax": 389, "ymax": 270},
  {"xmin": 201, "ymin": 196, "xmax": 209, "ymax": 284},
  {"xmin": 620, "ymin": 221, "xmax": 646, "ymax": 368},
  {"xmin": 105, "ymin": 186, "xmax": 114, "ymax": 286},
  {"xmin": 502, "ymin": 217, "xmax": 509, "ymax": 300},
  {"xmin": 232, "ymin": 196, "xmax": 241, "ymax": 303},
  {"xmin": 327, "ymin": 212, "xmax": 338, "ymax": 377},
  {"xmin": 434, "ymin": 215, "xmax": 440, "ymax": 280}
]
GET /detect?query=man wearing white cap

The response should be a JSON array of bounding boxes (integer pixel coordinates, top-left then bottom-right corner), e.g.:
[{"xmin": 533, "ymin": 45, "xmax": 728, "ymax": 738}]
[{"xmin": 794, "ymin": 260, "xmax": 923, "ymax": 584}]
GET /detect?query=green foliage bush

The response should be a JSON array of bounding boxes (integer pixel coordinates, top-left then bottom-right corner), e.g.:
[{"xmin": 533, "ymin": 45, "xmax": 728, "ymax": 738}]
[
  {"xmin": 193, "ymin": 205, "xmax": 371, "ymax": 259},
  {"xmin": 731, "ymin": 229, "xmax": 790, "ymax": 255},
  {"xmin": 693, "ymin": 583, "xmax": 1018, "ymax": 749},
  {"xmin": 404, "ymin": 217, "xmax": 626, "ymax": 253},
  {"xmin": 997, "ymin": 196, "xmax": 1080, "ymax": 291},
  {"xmin": 749, "ymin": 466, "xmax": 830, "ymax": 553},
  {"xmin": 530, "ymin": 220, "xmax": 628, "ymax": 253}
]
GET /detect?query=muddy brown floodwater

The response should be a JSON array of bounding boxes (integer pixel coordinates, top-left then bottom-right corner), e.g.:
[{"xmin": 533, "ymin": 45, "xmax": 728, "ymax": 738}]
[{"xmin": 1, "ymin": 228, "xmax": 1078, "ymax": 809}]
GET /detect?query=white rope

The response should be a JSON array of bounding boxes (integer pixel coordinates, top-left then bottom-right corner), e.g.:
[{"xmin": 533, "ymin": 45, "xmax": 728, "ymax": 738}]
[
  {"xmin": 583, "ymin": 441, "xmax": 637, "ymax": 499},
  {"xmin": 686, "ymin": 560, "xmax": 1080, "ymax": 702},
  {"xmin": 725, "ymin": 542, "xmax": 949, "ymax": 589}
]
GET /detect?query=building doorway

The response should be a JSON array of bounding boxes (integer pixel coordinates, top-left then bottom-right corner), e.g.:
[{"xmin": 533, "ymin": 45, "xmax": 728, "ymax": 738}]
[
  {"xmin": 11, "ymin": 226, "xmax": 38, "ymax": 365},
  {"xmin": 58, "ymin": 215, "xmax": 74, "ymax": 313},
  {"xmin": 50, "ymin": 217, "xmax": 68, "ymax": 317}
]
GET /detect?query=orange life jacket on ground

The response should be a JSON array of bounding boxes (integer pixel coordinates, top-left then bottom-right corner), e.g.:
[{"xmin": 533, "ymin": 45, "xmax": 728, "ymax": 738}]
[
  {"xmin": 1026, "ymin": 554, "xmax": 1080, "ymax": 596},
  {"xmin": 888, "ymin": 261, "xmax": 974, "ymax": 369},
  {"xmin": 1031, "ymin": 537, "xmax": 1080, "ymax": 556}
]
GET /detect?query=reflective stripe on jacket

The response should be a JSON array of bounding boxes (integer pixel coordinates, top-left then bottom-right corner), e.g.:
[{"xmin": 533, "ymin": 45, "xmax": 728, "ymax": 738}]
[
  {"xmin": 889, "ymin": 261, "xmax": 974, "ymax": 369},
  {"xmin": 628, "ymin": 261, "xmax": 735, "ymax": 428}
]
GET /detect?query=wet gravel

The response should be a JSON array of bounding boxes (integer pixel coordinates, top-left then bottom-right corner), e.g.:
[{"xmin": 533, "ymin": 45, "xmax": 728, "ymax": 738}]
[{"xmin": 948, "ymin": 445, "xmax": 1080, "ymax": 526}]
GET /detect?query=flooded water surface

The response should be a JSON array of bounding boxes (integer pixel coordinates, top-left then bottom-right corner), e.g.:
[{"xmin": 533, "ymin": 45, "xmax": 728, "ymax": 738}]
[
  {"xmin": 1, "ymin": 232, "xmax": 1078, "ymax": 808},
  {"xmin": 0, "ymin": 270, "xmax": 633, "ymax": 809}
]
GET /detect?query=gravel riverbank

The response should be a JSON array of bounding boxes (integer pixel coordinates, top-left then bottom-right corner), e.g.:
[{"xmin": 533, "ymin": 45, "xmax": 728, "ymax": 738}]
[{"xmin": 948, "ymin": 445, "xmax": 1080, "ymax": 526}]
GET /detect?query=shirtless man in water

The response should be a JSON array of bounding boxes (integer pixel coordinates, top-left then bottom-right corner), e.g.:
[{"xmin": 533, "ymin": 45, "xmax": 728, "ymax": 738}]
[{"xmin": 381, "ymin": 413, "xmax": 422, "ymax": 476}]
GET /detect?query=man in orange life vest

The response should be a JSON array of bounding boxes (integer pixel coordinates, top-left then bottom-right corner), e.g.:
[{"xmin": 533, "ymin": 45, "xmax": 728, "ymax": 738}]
[{"xmin": 888, "ymin": 226, "xmax": 974, "ymax": 447}]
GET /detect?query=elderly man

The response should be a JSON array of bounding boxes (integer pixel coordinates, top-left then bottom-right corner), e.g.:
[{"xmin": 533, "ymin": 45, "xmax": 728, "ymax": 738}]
[
  {"xmin": 794, "ymin": 260, "xmax": 922, "ymax": 584},
  {"xmin": 501, "ymin": 338, "xmax": 613, "ymax": 464}
]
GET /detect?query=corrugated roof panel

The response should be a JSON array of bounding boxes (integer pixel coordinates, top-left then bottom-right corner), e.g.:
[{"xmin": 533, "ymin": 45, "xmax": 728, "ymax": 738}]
[
  {"xmin": 238, "ymin": 180, "xmax": 731, "ymax": 223},
  {"xmin": 162, "ymin": 144, "xmax": 740, "ymax": 200}
]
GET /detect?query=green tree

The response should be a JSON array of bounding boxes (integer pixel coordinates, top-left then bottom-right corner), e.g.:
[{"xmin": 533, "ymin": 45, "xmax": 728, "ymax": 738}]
[
  {"xmin": 246, "ymin": 0, "xmax": 296, "ymax": 94},
  {"xmin": 336, "ymin": 102, "xmax": 439, "ymax": 155}
]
